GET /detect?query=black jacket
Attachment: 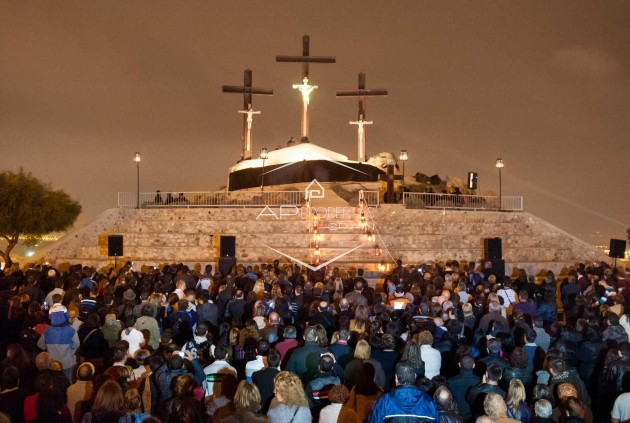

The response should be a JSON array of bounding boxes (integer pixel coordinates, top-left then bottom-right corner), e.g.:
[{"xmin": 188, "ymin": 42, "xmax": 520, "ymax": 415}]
[
  {"xmin": 447, "ymin": 369, "xmax": 480, "ymax": 420},
  {"xmin": 601, "ymin": 356, "xmax": 630, "ymax": 398}
]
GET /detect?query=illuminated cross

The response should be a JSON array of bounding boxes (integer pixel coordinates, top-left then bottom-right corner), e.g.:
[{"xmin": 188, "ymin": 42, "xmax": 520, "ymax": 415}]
[
  {"xmin": 238, "ymin": 105, "xmax": 261, "ymax": 155},
  {"xmin": 277, "ymin": 35, "xmax": 336, "ymax": 143},
  {"xmin": 350, "ymin": 116, "xmax": 373, "ymax": 162},
  {"xmin": 223, "ymin": 69, "xmax": 273, "ymax": 160},
  {"xmin": 337, "ymin": 72, "xmax": 388, "ymax": 161},
  {"xmin": 293, "ymin": 77, "xmax": 317, "ymax": 106}
]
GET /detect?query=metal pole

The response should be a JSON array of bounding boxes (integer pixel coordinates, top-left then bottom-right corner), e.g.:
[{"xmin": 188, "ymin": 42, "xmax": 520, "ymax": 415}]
[
  {"xmin": 402, "ymin": 161, "xmax": 406, "ymax": 198},
  {"xmin": 136, "ymin": 161, "xmax": 140, "ymax": 209},
  {"xmin": 498, "ymin": 167, "xmax": 502, "ymax": 211},
  {"xmin": 261, "ymin": 158, "xmax": 266, "ymax": 192}
]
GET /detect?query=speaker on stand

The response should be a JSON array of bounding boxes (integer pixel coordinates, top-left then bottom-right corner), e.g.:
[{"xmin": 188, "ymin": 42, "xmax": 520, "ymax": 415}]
[
  {"xmin": 609, "ymin": 239, "xmax": 627, "ymax": 267},
  {"xmin": 108, "ymin": 235, "xmax": 124, "ymax": 268},
  {"xmin": 218, "ymin": 236, "xmax": 237, "ymax": 276},
  {"xmin": 484, "ymin": 237, "xmax": 502, "ymax": 260}
]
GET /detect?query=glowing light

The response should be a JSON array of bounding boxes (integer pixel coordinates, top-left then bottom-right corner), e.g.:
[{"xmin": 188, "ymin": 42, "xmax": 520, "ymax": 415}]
[
  {"xmin": 25, "ymin": 251, "xmax": 35, "ymax": 257},
  {"xmin": 293, "ymin": 77, "xmax": 317, "ymax": 106},
  {"xmin": 495, "ymin": 158, "xmax": 504, "ymax": 168}
]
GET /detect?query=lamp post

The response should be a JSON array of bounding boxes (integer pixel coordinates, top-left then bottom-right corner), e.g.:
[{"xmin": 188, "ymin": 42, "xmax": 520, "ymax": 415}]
[
  {"xmin": 260, "ymin": 147, "xmax": 268, "ymax": 191},
  {"xmin": 399, "ymin": 150, "xmax": 408, "ymax": 198},
  {"xmin": 134, "ymin": 152, "xmax": 141, "ymax": 209},
  {"xmin": 495, "ymin": 158, "xmax": 504, "ymax": 211}
]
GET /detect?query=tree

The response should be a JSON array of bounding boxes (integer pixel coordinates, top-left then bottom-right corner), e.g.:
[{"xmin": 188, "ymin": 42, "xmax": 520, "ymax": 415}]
[{"xmin": 0, "ymin": 170, "xmax": 81, "ymax": 267}]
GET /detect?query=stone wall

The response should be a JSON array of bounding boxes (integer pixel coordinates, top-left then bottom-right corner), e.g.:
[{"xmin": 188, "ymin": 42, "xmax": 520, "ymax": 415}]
[{"xmin": 35, "ymin": 205, "xmax": 607, "ymax": 276}]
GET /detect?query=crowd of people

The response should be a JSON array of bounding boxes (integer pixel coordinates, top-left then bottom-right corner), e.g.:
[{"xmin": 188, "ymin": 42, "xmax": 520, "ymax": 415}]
[{"xmin": 0, "ymin": 257, "xmax": 628, "ymax": 423}]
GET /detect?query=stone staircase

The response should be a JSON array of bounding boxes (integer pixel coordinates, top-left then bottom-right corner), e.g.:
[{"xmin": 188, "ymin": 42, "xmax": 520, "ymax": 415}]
[{"xmin": 35, "ymin": 204, "xmax": 607, "ymax": 277}]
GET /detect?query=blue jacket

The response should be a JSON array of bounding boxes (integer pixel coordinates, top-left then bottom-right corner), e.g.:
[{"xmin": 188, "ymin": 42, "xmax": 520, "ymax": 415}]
[
  {"xmin": 37, "ymin": 324, "xmax": 80, "ymax": 370},
  {"xmin": 368, "ymin": 385, "xmax": 438, "ymax": 423},
  {"xmin": 154, "ymin": 359, "xmax": 205, "ymax": 402}
]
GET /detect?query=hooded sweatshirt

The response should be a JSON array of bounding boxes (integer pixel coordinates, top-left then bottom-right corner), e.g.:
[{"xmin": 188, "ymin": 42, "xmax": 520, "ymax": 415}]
[{"xmin": 368, "ymin": 385, "xmax": 439, "ymax": 423}]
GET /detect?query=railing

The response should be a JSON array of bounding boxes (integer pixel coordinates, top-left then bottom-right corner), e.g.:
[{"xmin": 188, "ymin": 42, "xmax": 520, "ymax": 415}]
[
  {"xmin": 402, "ymin": 192, "xmax": 523, "ymax": 211},
  {"xmin": 118, "ymin": 191, "xmax": 305, "ymax": 208},
  {"xmin": 359, "ymin": 190, "xmax": 380, "ymax": 207}
]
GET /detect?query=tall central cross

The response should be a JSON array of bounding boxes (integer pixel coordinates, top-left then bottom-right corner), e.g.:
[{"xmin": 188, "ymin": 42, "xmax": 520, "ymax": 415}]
[
  {"xmin": 223, "ymin": 69, "xmax": 273, "ymax": 160},
  {"xmin": 277, "ymin": 35, "xmax": 336, "ymax": 143},
  {"xmin": 336, "ymin": 72, "xmax": 388, "ymax": 161}
]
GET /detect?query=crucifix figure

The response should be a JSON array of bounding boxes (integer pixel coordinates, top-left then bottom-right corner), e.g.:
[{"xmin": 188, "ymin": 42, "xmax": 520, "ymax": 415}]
[
  {"xmin": 223, "ymin": 69, "xmax": 273, "ymax": 160},
  {"xmin": 336, "ymin": 72, "xmax": 388, "ymax": 161},
  {"xmin": 238, "ymin": 105, "xmax": 261, "ymax": 155},
  {"xmin": 349, "ymin": 117, "xmax": 373, "ymax": 161},
  {"xmin": 277, "ymin": 35, "xmax": 335, "ymax": 143}
]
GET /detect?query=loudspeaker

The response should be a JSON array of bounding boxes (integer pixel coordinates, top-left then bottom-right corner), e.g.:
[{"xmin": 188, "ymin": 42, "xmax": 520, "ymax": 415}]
[
  {"xmin": 467, "ymin": 172, "xmax": 478, "ymax": 190},
  {"xmin": 491, "ymin": 259, "xmax": 505, "ymax": 280},
  {"xmin": 219, "ymin": 257, "xmax": 237, "ymax": 276},
  {"xmin": 108, "ymin": 235, "xmax": 123, "ymax": 257},
  {"xmin": 484, "ymin": 237, "xmax": 502, "ymax": 260},
  {"xmin": 220, "ymin": 236, "xmax": 236, "ymax": 257},
  {"xmin": 609, "ymin": 239, "xmax": 627, "ymax": 259}
]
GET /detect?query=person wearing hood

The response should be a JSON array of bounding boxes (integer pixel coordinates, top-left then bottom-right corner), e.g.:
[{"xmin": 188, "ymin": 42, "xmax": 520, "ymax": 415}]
[
  {"xmin": 37, "ymin": 304, "xmax": 80, "ymax": 380},
  {"xmin": 368, "ymin": 361, "xmax": 438, "ymax": 423}
]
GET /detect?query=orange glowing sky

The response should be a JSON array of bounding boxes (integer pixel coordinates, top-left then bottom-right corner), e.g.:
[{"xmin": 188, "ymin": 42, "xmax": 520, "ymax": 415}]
[{"xmin": 0, "ymin": 1, "xmax": 628, "ymax": 246}]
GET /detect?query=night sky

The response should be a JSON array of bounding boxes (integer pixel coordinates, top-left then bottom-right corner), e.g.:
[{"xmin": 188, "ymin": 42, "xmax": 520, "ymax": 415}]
[{"xmin": 1, "ymin": 1, "xmax": 628, "ymax": 247}]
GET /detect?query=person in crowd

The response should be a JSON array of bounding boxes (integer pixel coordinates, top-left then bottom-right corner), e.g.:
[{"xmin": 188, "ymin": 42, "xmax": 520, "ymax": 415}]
[
  {"xmin": 267, "ymin": 371, "xmax": 312, "ymax": 423},
  {"xmin": 67, "ymin": 362, "xmax": 95, "ymax": 423},
  {"xmin": 0, "ymin": 366, "xmax": 29, "ymax": 423},
  {"xmin": 37, "ymin": 304, "xmax": 80, "ymax": 380},
  {"xmin": 347, "ymin": 362, "xmax": 383, "ymax": 423},
  {"xmin": 305, "ymin": 354, "xmax": 340, "ymax": 419},
  {"xmin": 371, "ymin": 333, "xmax": 401, "ymax": 389},
  {"xmin": 220, "ymin": 380, "xmax": 269, "ymax": 423},
  {"xmin": 81, "ymin": 380, "xmax": 130, "ymax": 423},
  {"xmin": 484, "ymin": 393, "xmax": 520, "ymax": 423},
  {"xmin": 505, "ymin": 379, "xmax": 532, "ymax": 423},
  {"xmin": 433, "ymin": 385, "xmax": 464, "ymax": 423},
  {"xmin": 368, "ymin": 361, "xmax": 439, "ymax": 423},
  {"xmin": 343, "ymin": 339, "xmax": 386, "ymax": 389},
  {"xmin": 319, "ymin": 384, "xmax": 356, "ymax": 423},
  {"xmin": 0, "ymin": 258, "xmax": 629, "ymax": 423},
  {"xmin": 124, "ymin": 388, "xmax": 151, "ymax": 422},
  {"xmin": 530, "ymin": 399, "xmax": 555, "ymax": 423},
  {"xmin": 252, "ymin": 349, "xmax": 281, "ymax": 413},
  {"xmin": 204, "ymin": 344, "xmax": 238, "ymax": 398},
  {"xmin": 448, "ymin": 354, "xmax": 479, "ymax": 421},
  {"xmin": 162, "ymin": 373, "xmax": 205, "ymax": 423},
  {"xmin": 285, "ymin": 327, "xmax": 325, "ymax": 383},
  {"xmin": 418, "ymin": 330, "xmax": 442, "ymax": 379},
  {"xmin": 467, "ymin": 364, "xmax": 507, "ymax": 419}
]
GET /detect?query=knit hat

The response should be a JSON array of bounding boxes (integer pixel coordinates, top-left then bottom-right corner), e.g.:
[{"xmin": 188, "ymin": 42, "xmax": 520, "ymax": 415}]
[{"xmin": 49, "ymin": 303, "xmax": 69, "ymax": 325}]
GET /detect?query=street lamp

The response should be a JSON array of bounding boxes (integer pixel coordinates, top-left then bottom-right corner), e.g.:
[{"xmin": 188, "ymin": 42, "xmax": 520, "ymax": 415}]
[
  {"xmin": 495, "ymin": 158, "xmax": 504, "ymax": 211},
  {"xmin": 134, "ymin": 152, "xmax": 142, "ymax": 209},
  {"xmin": 260, "ymin": 147, "xmax": 268, "ymax": 191},
  {"xmin": 399, "ymin": 150, "xmax": 408, "ymax": 197}
]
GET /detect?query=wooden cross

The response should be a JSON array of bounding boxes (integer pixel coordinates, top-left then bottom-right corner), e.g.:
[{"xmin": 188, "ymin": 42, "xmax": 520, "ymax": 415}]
[
  {"xmin": 223, "ymin": 69, "xmax": 273, "ymax": 160},
  {"xmin": 277, "ymin": 35, "xmax": 336, "ymax": 142},
  {"xmin": 336, "ymin": 73, "xmax": 388, "ymax": 161}
]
